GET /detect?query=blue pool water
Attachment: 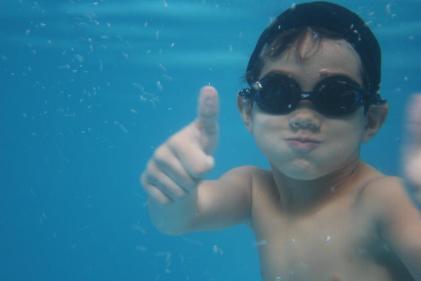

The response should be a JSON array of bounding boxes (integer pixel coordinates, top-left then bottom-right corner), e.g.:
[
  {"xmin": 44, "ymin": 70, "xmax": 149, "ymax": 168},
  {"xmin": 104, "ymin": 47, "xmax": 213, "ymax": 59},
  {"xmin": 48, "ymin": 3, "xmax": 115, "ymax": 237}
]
[{"xmin": 1, "ymin": 1, "xmax": 420, "ymax": 280}]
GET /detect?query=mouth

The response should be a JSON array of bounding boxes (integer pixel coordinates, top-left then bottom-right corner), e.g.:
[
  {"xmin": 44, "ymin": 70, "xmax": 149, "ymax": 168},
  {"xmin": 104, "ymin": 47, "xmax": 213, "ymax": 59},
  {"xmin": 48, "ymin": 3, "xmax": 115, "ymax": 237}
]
[{"xmin": 285, "ymin": 137, "xmax": 322, "ymax": 152}]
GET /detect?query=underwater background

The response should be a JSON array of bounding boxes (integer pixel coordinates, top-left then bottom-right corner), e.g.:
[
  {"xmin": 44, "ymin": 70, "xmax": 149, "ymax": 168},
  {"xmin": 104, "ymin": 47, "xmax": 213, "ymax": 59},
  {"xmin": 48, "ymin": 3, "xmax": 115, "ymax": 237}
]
[{"xmin": 1, "ymin": 0, "xmax": 421, "ymax": 280}]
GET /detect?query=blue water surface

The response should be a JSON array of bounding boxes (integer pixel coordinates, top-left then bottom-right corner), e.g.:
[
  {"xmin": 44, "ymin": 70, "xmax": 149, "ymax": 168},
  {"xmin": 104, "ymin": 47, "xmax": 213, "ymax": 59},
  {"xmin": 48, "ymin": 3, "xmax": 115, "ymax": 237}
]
[{"xmin": 1, "ymin": 0, "xmax": 421, "ymax": 280}]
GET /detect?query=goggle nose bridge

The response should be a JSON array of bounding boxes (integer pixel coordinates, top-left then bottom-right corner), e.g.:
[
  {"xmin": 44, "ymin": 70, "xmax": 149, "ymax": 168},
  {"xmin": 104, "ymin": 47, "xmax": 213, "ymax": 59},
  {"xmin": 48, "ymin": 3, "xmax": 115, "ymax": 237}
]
[{"xmin": 300, "ymin": 92, "xmax": 312, "ymax": 99}]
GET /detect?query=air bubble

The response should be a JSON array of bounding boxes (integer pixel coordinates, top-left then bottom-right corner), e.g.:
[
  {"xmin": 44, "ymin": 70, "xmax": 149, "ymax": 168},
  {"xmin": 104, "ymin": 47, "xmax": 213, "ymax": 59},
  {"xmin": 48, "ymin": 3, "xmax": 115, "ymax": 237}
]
[
  {"xmin": 325, "ymin": 235, "xmax": 331, "ymax": 242},
  {"xmin": 212, "ymin": 244, "xmax": 224, "ymax": 255},
  {"xmin": 156, "ymin": 80, "xmax": 163, "ymax": 91}
]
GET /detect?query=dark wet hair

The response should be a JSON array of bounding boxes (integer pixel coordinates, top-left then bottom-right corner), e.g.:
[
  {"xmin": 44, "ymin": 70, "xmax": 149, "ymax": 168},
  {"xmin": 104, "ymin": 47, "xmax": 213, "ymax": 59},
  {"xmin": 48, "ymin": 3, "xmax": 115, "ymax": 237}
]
[{"xmin": 245, "ymin": 1, "xmax": 381, "ymax": 96}]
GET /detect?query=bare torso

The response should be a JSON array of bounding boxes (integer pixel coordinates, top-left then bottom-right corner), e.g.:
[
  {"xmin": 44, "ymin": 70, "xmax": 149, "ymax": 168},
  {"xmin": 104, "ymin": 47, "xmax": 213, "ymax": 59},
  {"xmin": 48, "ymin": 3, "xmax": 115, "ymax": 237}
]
[{"xmin": 249, "ymin": 166, "xmax": 414, "ymax": 281}]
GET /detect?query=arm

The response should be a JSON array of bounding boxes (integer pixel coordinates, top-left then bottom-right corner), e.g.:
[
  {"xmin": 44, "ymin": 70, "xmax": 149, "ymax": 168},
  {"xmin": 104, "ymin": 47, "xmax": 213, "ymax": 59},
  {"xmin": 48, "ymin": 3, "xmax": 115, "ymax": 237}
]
[
  {"xmin": 368, "ymin": 178, "xmax": 421, "ymax": 280},
  {"xmin": 403, "ymin": 94, "xmax": 421, "ymax": 206},
  {"xmin": 376, "ymin": 93, "xmax": 421, "ymax": 280},
  {"xmin": 141, "ymin": 86, "xmax": 253, "ymax": 235},
  {"xmin": 147, "ymin": 166, "xmax": 254, "ymax": 235}
]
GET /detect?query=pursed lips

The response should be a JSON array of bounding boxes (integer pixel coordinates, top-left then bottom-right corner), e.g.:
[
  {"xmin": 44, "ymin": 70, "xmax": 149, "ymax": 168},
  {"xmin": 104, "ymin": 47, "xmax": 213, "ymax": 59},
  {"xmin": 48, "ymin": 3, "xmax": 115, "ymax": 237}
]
[
  {"xmin": 285, "ymin": 136, "xmax": 322, "ymax": 143},
  {"xmin": 284, "ymin": 136, "xmax": 322, "ymax": 151}
]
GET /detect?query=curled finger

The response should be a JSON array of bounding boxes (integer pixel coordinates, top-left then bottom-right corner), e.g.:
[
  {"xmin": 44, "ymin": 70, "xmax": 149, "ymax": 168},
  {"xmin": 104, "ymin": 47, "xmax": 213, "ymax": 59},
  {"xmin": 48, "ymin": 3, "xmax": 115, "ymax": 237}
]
[
  {"xmin": 154, "ymin": 145, "xmax": 199, "ymax": 191},
  {"xmin": 142, "ymin": 181, "xmax": 171, "ymax": 205},
  {"xmin": 169, "ymin": 140, "xmax": 214, "ymax": 180},
  {"xmin": 144, "ymin": 161, "xmax": 189, "ymax": 201}
]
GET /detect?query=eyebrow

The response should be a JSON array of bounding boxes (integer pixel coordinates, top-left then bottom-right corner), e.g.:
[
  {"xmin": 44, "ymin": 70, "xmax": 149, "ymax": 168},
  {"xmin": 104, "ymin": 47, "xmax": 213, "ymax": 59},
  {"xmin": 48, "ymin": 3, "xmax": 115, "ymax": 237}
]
[
  {"xmin": 262, "ymin": 69, "xmax": 294, "ymax": 78},
  {"xmin": 261, "ymin": 69, "xmax": 363, "ymax": 87},
  {"xmin": 319, "ymin": 68, "xmax": 364, "ymax": 85},
  {"xmin": 263, "ymin": 69, "xmax": 353, "ymax": 79},
  {"xmin": 319, "ymin": 69, "xmax": 349, "ymax": 78}
]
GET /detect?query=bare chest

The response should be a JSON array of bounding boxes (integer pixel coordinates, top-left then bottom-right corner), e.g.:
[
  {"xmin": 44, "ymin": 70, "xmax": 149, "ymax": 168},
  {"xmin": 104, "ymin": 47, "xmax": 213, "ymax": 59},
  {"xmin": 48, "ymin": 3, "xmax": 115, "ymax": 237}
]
[{"xmin": 251, "ymin": 193, "xmax": 412, "ymax": 281}]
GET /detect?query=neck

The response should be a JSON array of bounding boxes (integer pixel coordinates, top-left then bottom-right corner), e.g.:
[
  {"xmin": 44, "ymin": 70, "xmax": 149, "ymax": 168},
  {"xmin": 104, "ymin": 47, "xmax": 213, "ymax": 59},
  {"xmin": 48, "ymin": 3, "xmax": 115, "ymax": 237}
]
[{"xmin": 271, "ymin": 158, "xmax": 362, "ymax": 215}]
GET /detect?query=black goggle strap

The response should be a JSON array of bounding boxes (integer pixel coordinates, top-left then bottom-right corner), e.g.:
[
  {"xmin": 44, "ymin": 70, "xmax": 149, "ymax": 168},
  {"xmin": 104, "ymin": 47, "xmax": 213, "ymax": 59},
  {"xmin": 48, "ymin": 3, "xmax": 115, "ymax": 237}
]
[
  {"xmin": 362, "ymin": 93, "xmax": 387, "ymax": 114},
  {"xmin": 238, "ymin": 81, "xmax": 263, "ymax": 99},
  {"xmin": 368, "ymin": 94, "xmax": 387, "ymax": 105}
]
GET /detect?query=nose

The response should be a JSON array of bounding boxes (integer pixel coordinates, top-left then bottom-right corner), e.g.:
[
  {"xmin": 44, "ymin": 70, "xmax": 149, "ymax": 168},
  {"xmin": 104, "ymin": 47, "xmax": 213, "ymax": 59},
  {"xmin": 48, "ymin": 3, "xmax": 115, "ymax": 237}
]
[{"xmin": 288, "ymin": 110, "xmax": 321, "ymax": 132}]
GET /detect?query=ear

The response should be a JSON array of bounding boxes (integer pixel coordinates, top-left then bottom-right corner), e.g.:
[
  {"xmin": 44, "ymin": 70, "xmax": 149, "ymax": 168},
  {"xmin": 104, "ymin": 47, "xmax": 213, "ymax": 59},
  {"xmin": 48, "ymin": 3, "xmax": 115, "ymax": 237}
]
[
  {"xmin": 237, "ymin": 95, "xmax": 253, "ymax": 132},
  {"xmin": 363, "ymin": 103, "xmax": 389, "ymax": 142}
]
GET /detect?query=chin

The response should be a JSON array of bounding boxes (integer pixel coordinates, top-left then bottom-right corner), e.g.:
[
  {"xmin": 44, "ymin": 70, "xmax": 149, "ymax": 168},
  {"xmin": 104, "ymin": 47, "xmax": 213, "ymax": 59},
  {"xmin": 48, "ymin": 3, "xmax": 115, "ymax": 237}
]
[
  {"xmin": 274, "ymin": 159, "xmax": 330, "ymax": 180},
  {"xmin": 282, "ymin": 170, "xmax": 325, "ymax": 181}
]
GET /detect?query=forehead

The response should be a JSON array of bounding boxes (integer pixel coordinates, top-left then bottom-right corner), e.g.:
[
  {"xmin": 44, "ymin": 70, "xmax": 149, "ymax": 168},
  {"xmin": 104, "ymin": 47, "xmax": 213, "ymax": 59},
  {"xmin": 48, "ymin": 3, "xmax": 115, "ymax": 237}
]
[{"xmin": 260, "ymin": 38, "xmax": 363, "ymax": 84}]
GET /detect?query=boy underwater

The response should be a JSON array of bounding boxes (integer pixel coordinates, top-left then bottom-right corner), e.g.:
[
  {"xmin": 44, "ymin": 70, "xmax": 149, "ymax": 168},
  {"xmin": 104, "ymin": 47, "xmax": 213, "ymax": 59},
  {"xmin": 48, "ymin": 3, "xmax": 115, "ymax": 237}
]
[{"xmin": 141, "ymin": 2, "xmax": 421, "ymax": 280}]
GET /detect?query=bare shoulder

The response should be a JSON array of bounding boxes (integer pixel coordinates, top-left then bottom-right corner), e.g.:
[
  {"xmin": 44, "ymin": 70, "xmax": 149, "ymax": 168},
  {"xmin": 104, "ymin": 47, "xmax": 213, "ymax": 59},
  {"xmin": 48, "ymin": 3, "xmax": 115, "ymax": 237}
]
[
  {"xmin": 219, "ymin": 165, "xmax": 261, "ymax": 181},
  {"xmin": 359, "ymin": 175, "xmax": 410, "ymax": 209},
  {"xmin": 217, "ymin": 166, "xmax": 278, "ymax": 205},
  {"xmin": 358, "ymin": 175, "xmax": 419, "ymax": 229},
  {"xmin": 358, "ymin": 175, "xmax": 407, "ymax": 213},
  {"xmin": 245, "ymin": 167, "xmax": 281, "ymax": 210},
  {"xmin": 216, "ymin": 165, "xmax": 272, "ymax": 189}
]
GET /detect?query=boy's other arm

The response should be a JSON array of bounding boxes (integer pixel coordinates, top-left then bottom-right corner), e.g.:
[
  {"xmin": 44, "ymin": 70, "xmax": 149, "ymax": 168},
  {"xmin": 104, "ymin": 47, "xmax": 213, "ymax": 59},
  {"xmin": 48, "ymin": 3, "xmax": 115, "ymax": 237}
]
[
  {"xmin": 403, "ymin": 94, "xmax": 421, "ymax": 205},
  {"xmin": 366, "ymin": 178, "xmax": 421, "ymax": 280},
  {"xmin": 366, "ymin": 96, "xmax": 421, "ymax": 280},
  {"xmin": 140, "ymin": 86, "xmax": 253, "ymax": 235}
]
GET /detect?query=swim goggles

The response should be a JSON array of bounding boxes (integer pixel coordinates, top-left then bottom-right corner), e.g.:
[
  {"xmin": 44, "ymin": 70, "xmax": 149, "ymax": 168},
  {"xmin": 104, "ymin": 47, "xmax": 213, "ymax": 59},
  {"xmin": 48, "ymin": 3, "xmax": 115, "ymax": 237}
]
[{"xmin": 238, "ymin": 72, "xmax": 386, "ymax": 117}]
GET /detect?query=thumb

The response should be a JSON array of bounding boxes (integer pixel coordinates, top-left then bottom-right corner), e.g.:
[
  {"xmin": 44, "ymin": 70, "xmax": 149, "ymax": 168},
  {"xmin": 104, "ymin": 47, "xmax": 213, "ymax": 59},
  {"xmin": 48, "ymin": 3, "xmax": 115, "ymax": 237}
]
[
  {"xmin": 405, "ymin": 94, "xmax": 421, "ymax": 145},
  {"xmin": 196, "ymin": 85, "xmax": 219, "ymax": 154}
]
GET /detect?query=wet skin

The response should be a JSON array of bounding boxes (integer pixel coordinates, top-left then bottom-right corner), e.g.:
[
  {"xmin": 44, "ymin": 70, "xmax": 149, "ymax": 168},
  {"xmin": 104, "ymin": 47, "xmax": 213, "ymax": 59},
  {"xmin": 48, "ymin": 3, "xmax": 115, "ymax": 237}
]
[
  {"xmin": 142, "ymin": 34, "xmax": 421, "ymax": 281},
  {"xmin": 236, "ymin": 36, "xmax": 418, "ymax": 281}
]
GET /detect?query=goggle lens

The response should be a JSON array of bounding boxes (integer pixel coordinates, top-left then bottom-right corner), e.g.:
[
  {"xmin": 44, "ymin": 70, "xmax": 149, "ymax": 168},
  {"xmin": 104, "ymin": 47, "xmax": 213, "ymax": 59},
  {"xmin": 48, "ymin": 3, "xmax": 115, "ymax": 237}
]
[{"xmin": 255, "ymin": 74, "xmax": 301, "ymax": 114}]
